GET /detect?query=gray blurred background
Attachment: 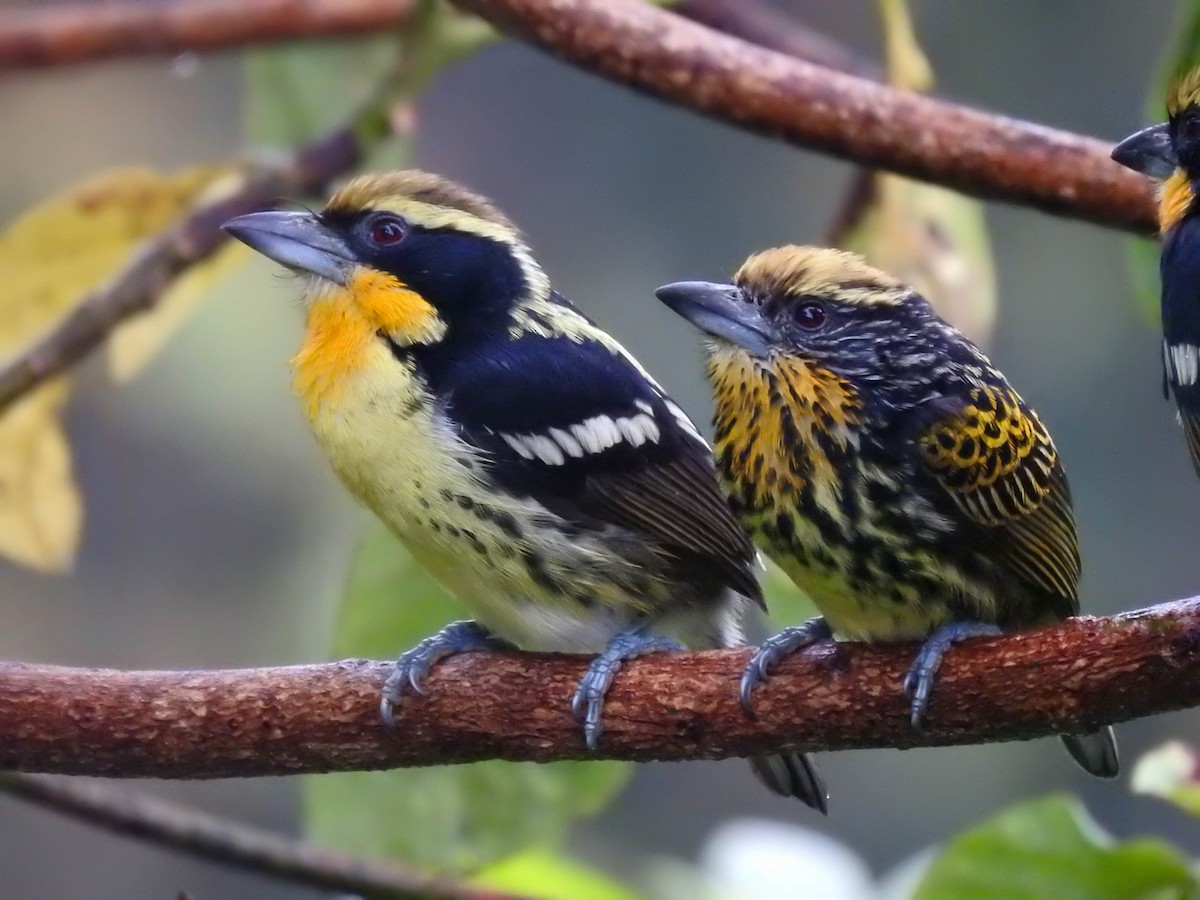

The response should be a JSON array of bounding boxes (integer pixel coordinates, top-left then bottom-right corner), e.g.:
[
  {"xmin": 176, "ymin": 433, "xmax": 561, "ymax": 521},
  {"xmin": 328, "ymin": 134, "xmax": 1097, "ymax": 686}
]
[{"xmin": 1, "ymin": 1, "xmax": 1195, "ymax": 896}]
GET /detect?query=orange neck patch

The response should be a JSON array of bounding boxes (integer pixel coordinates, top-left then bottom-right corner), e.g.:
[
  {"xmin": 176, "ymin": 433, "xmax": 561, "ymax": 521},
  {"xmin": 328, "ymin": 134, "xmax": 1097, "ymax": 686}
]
[
  {"xmin": 1159, "ymin": 170, "xmax": 1195, "ymax": 234},
  {"xmin": 292, "ymin": 269, "xmax": 444, "ymax": 420},
  {"xmin": 709, "ymin": 350, "xmax": 861, "ymax": 508}
]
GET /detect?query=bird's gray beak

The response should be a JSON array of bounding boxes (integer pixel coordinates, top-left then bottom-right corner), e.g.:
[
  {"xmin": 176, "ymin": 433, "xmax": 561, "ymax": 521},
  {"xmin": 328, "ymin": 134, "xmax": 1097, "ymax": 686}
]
[
  {"xmin": 656, "ymin": 281, "xmax": 775, "ymax": 357},
  {"xmin": 1112, "ymin": 122, "xmax": 1178, "ymax": 180},
  {"xmin": 222, "ymin": 210, "xmax": 355, "ymax": 285}
]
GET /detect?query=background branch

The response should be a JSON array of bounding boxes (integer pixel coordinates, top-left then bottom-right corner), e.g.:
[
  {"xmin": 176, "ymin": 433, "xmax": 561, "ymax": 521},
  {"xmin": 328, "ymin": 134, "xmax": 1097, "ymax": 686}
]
[
  {"xmin": 0, "ymin": 0, "xmax": 416, "ymax": 70},
  {"xmin": 679, "ymin": 0, "xmax": 882, "ymax": 80},
  {"xmin": 2, "ymin": 598, "xmax": 1199, "ymax": 778},
  {"xmin": 0, "ymin": 127, "xmax": 363, "ymax": 413},
  {"xmin": 0, "ymin": 0, "xmax": 875, "ymax": 75},
  {"xmin": 0, "ymin": 0, "xmax": 501, "ymax": 414},
  {"xmin": 0, "ymin": 774, "xmax": 524, "ymax": 900},
  {"xmin": 0, "ymin": 0, "xmax": 1158, "ymax": 413},
  {"xmin": 449, "ymin": 0, "xmax": 1156, "ymax": 233}
]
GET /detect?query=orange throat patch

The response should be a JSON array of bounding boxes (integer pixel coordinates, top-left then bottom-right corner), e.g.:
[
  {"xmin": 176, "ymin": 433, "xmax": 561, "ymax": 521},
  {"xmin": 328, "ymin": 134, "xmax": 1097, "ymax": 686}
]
[
  {"xmin": 1160, "ymin": 170, "xmax": 1195, "ymax": 234},
  {"xmin": 708, "ymin": 348, "xmax": 861, "ymax": 509},
  {"xmin": 292, "ymin": 269, "xmax": 444, "ymax": 421}
]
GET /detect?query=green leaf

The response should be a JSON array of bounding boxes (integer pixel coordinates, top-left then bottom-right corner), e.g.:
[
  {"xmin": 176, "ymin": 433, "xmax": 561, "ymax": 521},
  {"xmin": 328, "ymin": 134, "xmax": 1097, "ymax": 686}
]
[
  {"xmin": 1128, "ymin": 236, "xmax": 1164, "ymax": 325},
  {"xmin": 474, "ymin": 849, "xmax": 643, "ymax": 900},
  {"xmin": 915, "ymin": 795, "xmax": 1199, "ymax": 900},
  {"xmin": 761, "ymin": 558, "xmax": 817, "ymax": 631},
  {"xmin": 243, "ymin": 37, "xmax": 403, "ymax": 148},
  {"xmin": 304, "ymin": 526, "xmax": 633, "ymax": 872},
  {"xmin": 1133, "ymin": 741, "xmax": 1200, "ymax": 817}
]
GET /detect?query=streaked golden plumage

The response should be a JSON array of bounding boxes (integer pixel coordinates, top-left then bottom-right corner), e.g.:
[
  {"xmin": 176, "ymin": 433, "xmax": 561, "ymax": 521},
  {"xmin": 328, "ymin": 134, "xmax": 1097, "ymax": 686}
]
[
  {"xmin": 1159, "ymin": 169, "xmax": 1194, "ymax": 235},
  {"xmin": 660, "ymin": 244, "xmax": 1117, "ymax": 779},
  {"xmin": 736, "ymin": 245, "xmax": 907, "ymax": 307},
  {"xmin": 326, "ymin": 170, "xmax": 517, "ymax": 231},
  {"xmin": 1167, "ymin": 67, "xmax": 1200, "ymax": 117},
  {"xmin": 710, "ymin": 349, "xmax": 861, "ymax": 516}
]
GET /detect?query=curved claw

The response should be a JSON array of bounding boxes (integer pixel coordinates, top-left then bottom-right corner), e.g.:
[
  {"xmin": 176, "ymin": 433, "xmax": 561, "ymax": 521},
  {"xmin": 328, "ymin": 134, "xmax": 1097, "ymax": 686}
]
[
  {"xmin": 738, "ymin": 618, "xmax": 832, "ymax": 715},
  {"xmin": 904, "ymin": 621, "xmax": 1002, "ymax": 728},
  {"xmin": 573, "ymin": 630, "xmax": 682, "ymax": 750},
  {"xmin": 379, "ymin": 620, "xmax": 500, "ymax": 732}
]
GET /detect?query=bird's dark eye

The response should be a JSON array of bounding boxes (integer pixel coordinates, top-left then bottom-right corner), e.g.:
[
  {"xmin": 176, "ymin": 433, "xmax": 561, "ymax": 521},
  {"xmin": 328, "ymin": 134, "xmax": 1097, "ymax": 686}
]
[
  {"xmin": 369, "ymin": 216, "xmax": 406, "ymax": 246},
  {"xmin": 793, "ymin": 300, "xmax": 827, "ymax": 330}
]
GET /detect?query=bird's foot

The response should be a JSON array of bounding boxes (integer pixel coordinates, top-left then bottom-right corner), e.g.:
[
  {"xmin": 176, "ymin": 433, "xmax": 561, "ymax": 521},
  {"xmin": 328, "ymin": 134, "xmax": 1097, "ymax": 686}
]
[
  {"xmin": 571, "ymin": 629, "xmax": 683, "ymax": 751},
  {"xmin": 739, "ymin": 617, "xmax": 832, "ymax": 714},
  {"xmin": 380, "ymin": 619, "xmax": 506, "ymax": 729},
  {"xmin": 902, "ymin": 621, "xmax": 1002, "ymax": 729}
]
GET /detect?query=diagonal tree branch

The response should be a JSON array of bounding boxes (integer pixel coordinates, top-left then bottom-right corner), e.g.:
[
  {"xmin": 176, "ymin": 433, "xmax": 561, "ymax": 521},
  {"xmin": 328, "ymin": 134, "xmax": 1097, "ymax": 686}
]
[
  {"xmin": 679, "ymin": 0, "xmax": 882, "ymax": 80},
  {"xmin": 0, "ymin": 774, "xmax": 527, "ymax": 900},
  {"xmin": 0, "ymin": 1, "xmax": 497, "ymax": 414},
  {"xmin": 448, "ymin": 0, "xmax": 1157, "ymax": 234},
  {"xmin": 2, "ymin": 598, "xmax": 1199, "ymax": 778},
  {"xmin": 0, "ymin": 127, "xmax": 363, "ymax": 413},
  {"xmin": 0, "ymin": 0, "xmax": 416, "ymax": 70}
]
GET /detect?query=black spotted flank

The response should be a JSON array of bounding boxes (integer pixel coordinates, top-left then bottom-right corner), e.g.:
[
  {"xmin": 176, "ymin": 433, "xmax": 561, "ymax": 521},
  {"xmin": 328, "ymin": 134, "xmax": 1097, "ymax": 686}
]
[{"xmin": 409, "ymin": 307, "xmax": 762, "ymax": 604}]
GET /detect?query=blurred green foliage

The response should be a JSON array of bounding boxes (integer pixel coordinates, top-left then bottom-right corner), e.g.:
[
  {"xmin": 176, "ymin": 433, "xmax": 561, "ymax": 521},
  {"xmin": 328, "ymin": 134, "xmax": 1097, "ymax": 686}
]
[
  {"xmin": 474, "ymin": 849, "xmax": 641, "ymax": 900},
  {"xmin": 304, "ymin": 526, "xmax": 633, "ymax": 873},
  {"xmin": 915, "ymin": 795, "xmax": 1199, "ymax": 899},
  {"xmin": 244, "ymin": 38, "xmax": 402, "ymax": 148}
]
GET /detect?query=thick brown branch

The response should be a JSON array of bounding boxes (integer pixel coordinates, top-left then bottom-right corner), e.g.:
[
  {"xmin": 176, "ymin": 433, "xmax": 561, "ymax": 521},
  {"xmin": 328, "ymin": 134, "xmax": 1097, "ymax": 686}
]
[
  {"xmin": 449, "ymin": 0, "xmax": 1156, "ymax": 233},
  {"xmin": 1, "ymin": 600, "xmax": 1198, "ymax": 778},
  {"xmin": 0, "ymin": 0, "xmax": 415, "ymax": 69},
  {"xmin": 0, "ymin": 775, "xmax": 525, "ymax": 900}
]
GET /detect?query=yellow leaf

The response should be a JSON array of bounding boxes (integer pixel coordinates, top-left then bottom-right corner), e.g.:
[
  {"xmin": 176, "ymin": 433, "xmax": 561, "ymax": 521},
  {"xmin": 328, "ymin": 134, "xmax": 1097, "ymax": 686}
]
[
  {"xmin": 837, "ymin": 1, "xmax": 996, "ymax": 347},
  {"xmin": 0, "ymin": 166, "xmax": 232, "ymax": 342},
  {"xmin": 0, "ymin": 164, "xmax": 241, "ymax": 571},
  {"xmin": 107, "ymin": 168, "xmax": 252, "ymax": 381},
  {"xmin": 0, "ymin": 381, "xmax": 81, "ymax": 572},
  {"xmin": 109, "ymin": 241, "xmax": 251, "ymax": 381},
  {"xmin": 841, "ymin": 174, "xmax": 996, "ymax": 346},
  {"xmin": 877, "ymin": 0, "xmax": 932, "ymax": 92}
]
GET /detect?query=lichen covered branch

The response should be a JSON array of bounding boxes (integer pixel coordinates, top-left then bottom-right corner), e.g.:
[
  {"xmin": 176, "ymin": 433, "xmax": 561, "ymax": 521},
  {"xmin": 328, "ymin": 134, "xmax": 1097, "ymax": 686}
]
[{"xmin": 1, "ymin": 599, "xmax": 1197, "ymax": 778}]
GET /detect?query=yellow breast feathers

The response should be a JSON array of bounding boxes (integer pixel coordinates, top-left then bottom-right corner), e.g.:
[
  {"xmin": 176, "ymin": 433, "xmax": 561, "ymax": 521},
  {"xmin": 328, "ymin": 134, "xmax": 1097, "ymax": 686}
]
[
  {"xmin": 1160, "ymin": 170, "xmax": 1194, "ymax": 235},
  {"xmin": 710, "ymin": 350, "xmax": 861, "ymax": 507},
  {"xmin": 292, "ymin": 269, "xmax": 446, "ymax": 420}
]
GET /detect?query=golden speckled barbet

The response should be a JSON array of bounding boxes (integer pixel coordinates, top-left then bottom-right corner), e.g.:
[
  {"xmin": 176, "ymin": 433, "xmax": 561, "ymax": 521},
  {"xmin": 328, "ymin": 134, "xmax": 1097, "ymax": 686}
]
[{"xmin": 658, "ymin": 246, "xmax": 1118, "ymax": 781}]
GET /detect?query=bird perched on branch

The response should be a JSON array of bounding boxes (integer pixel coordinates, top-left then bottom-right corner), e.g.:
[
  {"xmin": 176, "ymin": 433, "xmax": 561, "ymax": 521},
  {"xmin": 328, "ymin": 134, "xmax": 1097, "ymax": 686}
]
[
  {"xmin": 1113, "ymin": 67, "xmax": 1200, "ymax": 478},
  {"xmin": 222, "ymin": 170, "xmax": 826, "ymax": 812},
  {"xmin": 658, "ymin": 246, "xmax": 1119, "ymax": 780}
]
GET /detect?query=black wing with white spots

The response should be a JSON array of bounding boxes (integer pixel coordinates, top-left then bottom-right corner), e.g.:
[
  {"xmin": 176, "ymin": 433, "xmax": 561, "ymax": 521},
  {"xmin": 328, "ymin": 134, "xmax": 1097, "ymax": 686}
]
[{"xmin": 413, "ymin": 319, "xmax": 762, "ymax": 604}]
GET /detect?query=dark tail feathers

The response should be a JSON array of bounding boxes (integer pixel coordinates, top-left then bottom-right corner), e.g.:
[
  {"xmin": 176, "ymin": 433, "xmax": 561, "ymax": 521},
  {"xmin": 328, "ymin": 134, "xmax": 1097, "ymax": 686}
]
[
  {"xmin": 1061, "ymin": 727, "xmax": 1119, "ymax": 779},
  {"xmin": 713, "ymin": 597, "xmax": 828, "ymax": 812},
  {"xmin": 748, "ymin": 752, "xmax": 829, "ymax": 814},
  {"xmin": 1181, "ymin": 407, "xmax": 1200, "ymax": 479}
]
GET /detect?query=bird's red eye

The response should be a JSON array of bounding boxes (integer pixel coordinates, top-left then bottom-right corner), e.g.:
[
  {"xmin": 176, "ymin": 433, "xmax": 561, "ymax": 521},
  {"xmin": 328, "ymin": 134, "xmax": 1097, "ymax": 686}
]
[
  {"xmin": 370, "ymin": 217, "xmax": 405, "ymax": 246},
  {"xmin": 794, "ymin": 301, "xmax": 827, "ymax": 330}
]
